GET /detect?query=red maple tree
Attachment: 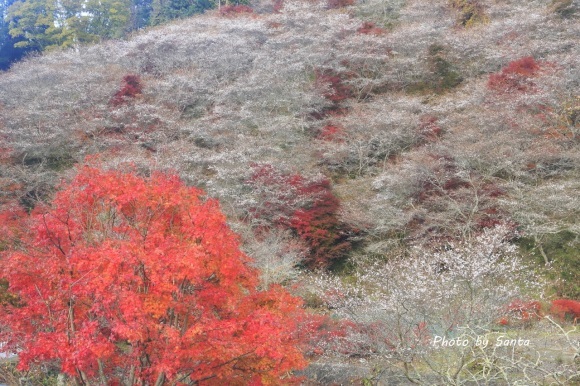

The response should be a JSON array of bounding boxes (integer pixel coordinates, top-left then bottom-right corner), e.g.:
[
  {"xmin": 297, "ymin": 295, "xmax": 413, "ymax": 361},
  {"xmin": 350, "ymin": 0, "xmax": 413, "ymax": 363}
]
[
  {"xmin": 0, "ymin": 165, "xmax": 307, "ymax": 385},
  {"xmin": 247, "ymin": 164, "xmax": 351, "ymax": 268}
]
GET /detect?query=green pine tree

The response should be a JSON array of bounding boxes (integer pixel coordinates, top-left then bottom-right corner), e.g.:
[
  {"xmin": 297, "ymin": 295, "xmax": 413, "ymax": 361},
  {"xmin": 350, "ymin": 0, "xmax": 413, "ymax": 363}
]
[{"xmin": 7, "ymin": 0, "xmax": 131, "ymax": 51}]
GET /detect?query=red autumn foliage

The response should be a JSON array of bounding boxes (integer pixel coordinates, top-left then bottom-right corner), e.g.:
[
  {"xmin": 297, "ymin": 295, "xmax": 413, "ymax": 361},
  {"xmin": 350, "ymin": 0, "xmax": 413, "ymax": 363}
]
[
  {"xmin": 487, "ymin": 56, "xmax": 541, "ymax": 93},
  {"xmin": 476, "ymin": 207, "xmax": 504, "ymax": 229},
  {"xmin": 246, "ymin": 164, "xmax": 305, "ymax": 226},
  {"xmin": 357, "ymin": 21, "xmax": 385, "ymax": 35},
  {"xmin": 317, "ymin": 124, "xmax": 345, "ymax": 142},
  {"xmin": 219, "ymin": 4, "xmax": 254, "ymax": 15},
  {"xmin": 417, "ymin": 115, "xmax": 442, "ymax": 142},
  {"xmin": 550, "ymin": 299, "xmax": 580, "ymax": 323},
  {"xmin": 247, "ymin": 164, "xmax": 351, "ymax": 268},
  {"xmin": 0, "ymin": 165, "xmax": 307, "ymax": 385},
  {"xmin": 326, "ymin": 0, "xmax": 354, "ymax": 9},
  {"xmin": 414, "ymin": 155, "xmax": 470, "ymax": 203},
  {"xmin": 503, "ymin": 56, "xmax": 541, "ymax": 77},
  {"xmin": 506, "ymin": 299, "xmax": 542, "ymax": 321},
  {"xmin": 290, "ymin": 179, "xmax": 352, "ymax": 268},
  {"xmin": 497, "ymin": 299, "xmax": 544, "ymax": 326},
  {"xmin": 413, "ymin": 321, "xmax": 431, "ymax": 347},
  {"xmin": 272, "ymin": 0, "xmax": 284, "ymax": 13},
  {"xmin": 481, "ymin": 183, "xmax": 505, "ymax": 198},
  {"xmin": 111, "ymin": 74, "xmax": 143, "ymax": 106},
  {"xmin": 442, "ymin": 176, "xmax": 471, "ymax": 191},
  {"xmin": 314, "ymin": 68, "xmax": 354, "ymax": 104},
  {"xmin": 0, "ymin": 146, "xmax": 13, "ymax": 165},
  {"xmin": 498, "ymin": 317, "xmax": 510, "ymax": 326},
  {"xmin": 294, "ymin": 314, "xmax": 353, "ymax": 358}
]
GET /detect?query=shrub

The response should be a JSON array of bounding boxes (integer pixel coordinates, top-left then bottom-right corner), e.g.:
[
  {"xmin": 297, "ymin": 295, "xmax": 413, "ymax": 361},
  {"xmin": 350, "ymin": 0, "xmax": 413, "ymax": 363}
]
[
  {"xmin": 550, "ymin": 0, "xmax": 577, "ymax": 18},
  {"xmin": 357, "ymin": 21, "xmax": 385, "ymax": 35},
  {"xmin": 408, "ymin": 44, "xmax": 463, "ymax": 94},
  {"xmin": 429, "ymin": 55, "xmax": 463, "ymax": 92},
  {"xmin": 110, "ymin": 74, "xmax": 143, "ymax": 106},
  {"xmin": 555, "ymin": 95, "xmax": 580, "ymax": 138},
  {"xmin": 0, "ymin": 165, "xmax": 308, "ymax": 385},
  {"xmin": 219, "ymin": 4, "xmax": 254, "ymax": 15},
  {"xmin": 503, "ymin": 299, "xmax": 543, "ymax": 325},
  {"xmin": 0, "ymin": 146, "xmax": 13, "ymax": 165},
  {"xmin": 290, "ymin": 179, "xmax": 352, "ymax": 268},
  {"xmin": 326, "ymin": 0, "xmax": 355, "ymax": 9},
  {"xmin": 317, "ymin": 124, "xmax": 345, "ymax": 142},
  {"xmin": 247, "ymin": 164, "xmax": 352, "ymax": 268},
  {"xmin": 417, "ymin": 115, "xmax": 443, "ymax": 142},
  {"xmin": 518, "ymin": 231, "xmax": 580, "ymax": 299},
  {"xmin": 397, "ymin": 152, "xmax": 512, "ymax": 243},
  {"xmin": 550, "ymin": 299, "xmax": 580, "ymax": 323},
  {"xmin": 449, "ymin": 0, "xmax": 488, "ymax": 27},
  {"xmin": 314, "ymin": 68, "xmax": 354, "ymax": 104},
  {"xmin": 487, "ymin": 57, "xmax": 541, "ymax": 93},
  {"xmin": 413, "ymin": 154, "xmax": 471, "ymax": 203},
  {"xmin": 243, "ymin": 229, "xmax": 307, "ymax": 287},
  {"xmin": 502, "ymin": 56, "xmax": 541, "ymax": 77},
  {"xmin": 245, "ymin": 164, "xmax": 306, "ymax": 227},
  {"xmin": 272, "ymin": 0, "xmax": 284, "ymax": 13}
]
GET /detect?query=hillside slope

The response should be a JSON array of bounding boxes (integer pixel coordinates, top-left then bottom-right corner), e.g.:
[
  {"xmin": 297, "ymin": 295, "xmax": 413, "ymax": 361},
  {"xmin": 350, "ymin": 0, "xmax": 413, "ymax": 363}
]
[
  {"xmin": 1, "ymin": 0, "xmax": 578, "ymax": 270},
  {"xmin": 0, "ymin": 0, "xmax": 579, "ymax": 383}
]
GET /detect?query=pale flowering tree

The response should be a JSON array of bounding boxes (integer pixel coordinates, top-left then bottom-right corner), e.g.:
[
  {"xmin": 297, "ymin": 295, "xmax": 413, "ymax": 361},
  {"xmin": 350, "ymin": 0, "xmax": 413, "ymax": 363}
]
[
  {"xmin": 309, "ymin": 226, "xmax": 544, "ymax": 382},
  {"xmin": 412, "ymin": 321, "xmax": 580, "ymax": 386},
  {"xmin": 240, "ymin": 228, "xmax": 307, "ymax": 288}
]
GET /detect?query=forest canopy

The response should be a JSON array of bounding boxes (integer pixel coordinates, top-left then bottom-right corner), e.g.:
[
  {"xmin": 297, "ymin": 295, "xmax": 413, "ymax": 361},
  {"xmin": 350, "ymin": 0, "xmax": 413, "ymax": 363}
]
[{"xmin": 0, "ymin": 0, "xmax": 238, "ymax": 69}]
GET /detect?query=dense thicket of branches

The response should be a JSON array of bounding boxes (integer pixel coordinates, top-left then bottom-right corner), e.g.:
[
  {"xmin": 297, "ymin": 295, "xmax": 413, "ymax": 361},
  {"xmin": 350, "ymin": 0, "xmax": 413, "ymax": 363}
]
[{"xmin": 0, "ymin": 0, "xmax": 578, "ymax": 383}]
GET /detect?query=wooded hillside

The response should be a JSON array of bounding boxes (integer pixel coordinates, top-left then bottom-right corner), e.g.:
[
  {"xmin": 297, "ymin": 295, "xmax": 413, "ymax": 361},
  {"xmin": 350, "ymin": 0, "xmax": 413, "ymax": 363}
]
[{"xmin": 0, "ymin": 0, "xmax": 578, "ymax": 384}]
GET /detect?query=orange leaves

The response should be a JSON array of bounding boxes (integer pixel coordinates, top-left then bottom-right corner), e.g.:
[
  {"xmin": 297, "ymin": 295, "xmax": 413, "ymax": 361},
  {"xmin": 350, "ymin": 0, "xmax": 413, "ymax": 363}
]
[
  {"xmin": 110, "ymin": 74, "xmax": 143, "ymax": 106},
  {"xmin": 497, "ymin": 299, "xmax": 580, "ymax": 326},
  {"xmin": 550, "ymin": 299, "xmax": 580, "ymax": 323},
  {"xmin": 357, "ymin": 22, "xmax": 386, "ymax": 35},
  {"xmin": 502, "ymin": 56, "xmax": 541, "ymax": 77},
  {"xmin": 247, "ymin": 164, "xmax": 351, "ymax": 268},
  {"xmin": 317, "ymin": 124, "xmax": 345, "ymax": 142},
  {"xmin": 326, "ymin": 0, "xmax": 354, "ymax": 9},
  {"xmin": 487, "ymin": 56, "xmax": 542, "ymax": 94},
  {"xmin": 219, "ymin": 5, "xmax": 254, "ymax": 16},
  {"xmin": 502, "ymin": 299, "xmax": 543, "ymax": 325},
  {"xmin": 0, "ymin": 164, "xmax": 308, "ymax": 385}
]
